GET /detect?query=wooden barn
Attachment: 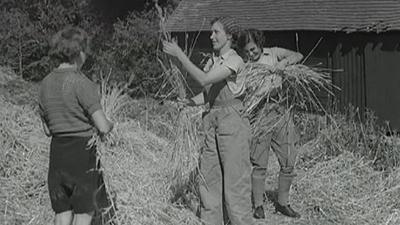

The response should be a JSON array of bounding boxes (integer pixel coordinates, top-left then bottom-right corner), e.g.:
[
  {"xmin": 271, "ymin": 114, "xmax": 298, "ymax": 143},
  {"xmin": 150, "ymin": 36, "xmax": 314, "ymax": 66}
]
[{"xmin": 165, "ymin": 0, "xmax": 400, "ymax": 129}]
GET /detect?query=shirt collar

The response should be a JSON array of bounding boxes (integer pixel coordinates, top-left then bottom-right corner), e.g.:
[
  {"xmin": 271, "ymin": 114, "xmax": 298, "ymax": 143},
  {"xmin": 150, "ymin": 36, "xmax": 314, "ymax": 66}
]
[{"xmin": 213, "ymin": 49, "xmax": 235, "ymax": 61}]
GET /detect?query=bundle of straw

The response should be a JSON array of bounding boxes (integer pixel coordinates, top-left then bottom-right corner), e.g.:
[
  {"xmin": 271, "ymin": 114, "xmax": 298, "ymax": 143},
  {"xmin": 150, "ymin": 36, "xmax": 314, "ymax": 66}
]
[
  {"xmin": 241, "ymin": 63, "xmax": 335, "ymax": 138},
  {"xmin": 154, "ymin": 0, "xmax": 202, "ymax": 201},
  {"xmin": 82, "ymin": 70, "xmax": 133, "ymax": 223},
  {"xmin": 155, "ymin": 1, "xmax": 188, "ymax": 100},
  {"xmin": 88, "ymin": 69, "xmax": 132, "ymax": 147}
]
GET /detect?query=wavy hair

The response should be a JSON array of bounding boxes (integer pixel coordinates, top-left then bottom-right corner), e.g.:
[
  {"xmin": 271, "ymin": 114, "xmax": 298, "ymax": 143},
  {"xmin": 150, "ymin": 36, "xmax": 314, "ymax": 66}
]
[
  {"xmin": 237, "ymin": 28, "xmax": 265, "ymax": 50},
  {"xmin": 210, "ymin": 16, "xmax": 242, "ymax": 51},
  {"xmin": 49, "ymin": 26, "xmax": 90, "ymax": 65}
]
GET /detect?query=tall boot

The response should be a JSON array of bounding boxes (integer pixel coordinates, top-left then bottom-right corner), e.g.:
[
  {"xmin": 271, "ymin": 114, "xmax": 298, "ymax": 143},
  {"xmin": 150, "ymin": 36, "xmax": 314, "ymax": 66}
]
[
  {"xmin": 275, "ymin": 172, "xmax": 300, "ymax": 218},
  {"xmin": 251, "ymin": 168, "xmax": 266, "ymax": 219}
]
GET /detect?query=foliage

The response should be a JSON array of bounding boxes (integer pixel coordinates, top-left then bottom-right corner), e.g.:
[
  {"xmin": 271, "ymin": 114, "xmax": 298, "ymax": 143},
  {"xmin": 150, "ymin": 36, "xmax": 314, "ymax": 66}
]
[
  {"xmin": 95, "ymin": 10, "xmax": 164, "ymax": 96},
  {"xmin": 0, "ymin": 0, "xmax": 167, "ymax": 97},
  {"xmin": 0, "ymin": 0, "xmax": 101, "ymax": 81}
]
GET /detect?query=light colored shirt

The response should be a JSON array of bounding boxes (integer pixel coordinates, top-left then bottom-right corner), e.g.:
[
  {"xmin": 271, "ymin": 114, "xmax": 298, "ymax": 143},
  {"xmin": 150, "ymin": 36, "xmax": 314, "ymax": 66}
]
[{"xmin": 203, "ymin": 49, "xmax": 245, "ymax": 97}]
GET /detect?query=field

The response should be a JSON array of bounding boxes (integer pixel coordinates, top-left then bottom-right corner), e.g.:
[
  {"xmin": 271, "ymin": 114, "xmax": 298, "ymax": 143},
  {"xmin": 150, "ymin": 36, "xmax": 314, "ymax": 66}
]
[{"xmin": 1, "ymin": 68, "xmax": 400, "ymax": 225}]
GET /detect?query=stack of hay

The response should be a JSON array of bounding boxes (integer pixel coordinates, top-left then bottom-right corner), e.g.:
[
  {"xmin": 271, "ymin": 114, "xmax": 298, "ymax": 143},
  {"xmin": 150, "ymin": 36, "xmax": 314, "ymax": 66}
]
[
  {"xmin": 94, "ymin": 73, "xmax": 202, "ymax": 224},
  {"xmin": 154, "ymin": 0, "xmax": 203, "ymax": 207}
]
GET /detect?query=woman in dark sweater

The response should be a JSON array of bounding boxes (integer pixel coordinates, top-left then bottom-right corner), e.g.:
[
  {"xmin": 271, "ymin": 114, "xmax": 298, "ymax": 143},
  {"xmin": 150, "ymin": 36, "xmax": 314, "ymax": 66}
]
[{"xmin": 39, "ymin": 27, "xmax": 113, "ymax": 225}]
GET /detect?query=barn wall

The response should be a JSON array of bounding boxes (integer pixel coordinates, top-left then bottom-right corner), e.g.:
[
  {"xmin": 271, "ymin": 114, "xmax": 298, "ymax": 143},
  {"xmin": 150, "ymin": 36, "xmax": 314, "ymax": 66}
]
[
  {"xmin": 331, "ymin": 33, "xmax": 367, "ymax": 118},
  {"xmin": 364, "ymin": 32, "xmax": 400, "ymax": 129}
]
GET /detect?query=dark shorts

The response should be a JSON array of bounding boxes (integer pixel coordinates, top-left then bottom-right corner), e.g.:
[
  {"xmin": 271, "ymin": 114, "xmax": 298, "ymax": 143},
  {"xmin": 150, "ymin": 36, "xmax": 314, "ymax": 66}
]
[{"xmin": 48, "ymin": 136, "xmax": 109, "ymax": 214}]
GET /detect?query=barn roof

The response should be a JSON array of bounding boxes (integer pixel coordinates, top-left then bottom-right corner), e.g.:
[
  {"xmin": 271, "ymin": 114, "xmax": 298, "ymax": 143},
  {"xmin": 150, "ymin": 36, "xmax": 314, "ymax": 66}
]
[{"xmin": 165, "ymin": 0, "xmax": 400, "ymax": 33}]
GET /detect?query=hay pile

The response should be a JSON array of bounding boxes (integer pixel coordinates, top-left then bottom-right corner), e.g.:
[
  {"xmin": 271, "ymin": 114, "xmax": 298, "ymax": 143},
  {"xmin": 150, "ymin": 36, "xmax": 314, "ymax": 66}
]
[
  {"xmin": 0, "ymin": 96, "xmax": 52, "ymax": 225},
  {"xmin": 0, "ymin": 77, "xmax": 201, "ymax": 225},
  {"xmin": 96, "ymin": 119, "xmax": 201, "ymax": 225},
  {"xmin": 95, "ymin": 78, "xmax": 201, "ymax": 224},
  {"xmin": 255, "ymin": 121, "xmax": 400, "ymax": 225},
  {"xmin": 154, "ymin": 0, "xmax": 203, "ymax": 203},
  {"xmin": 289, "ymin": 142, "xmax": 400, "ymax": 225},
  {"xmin": 1, "ymin": 66, "xmax": 400, "ymax": 225}
]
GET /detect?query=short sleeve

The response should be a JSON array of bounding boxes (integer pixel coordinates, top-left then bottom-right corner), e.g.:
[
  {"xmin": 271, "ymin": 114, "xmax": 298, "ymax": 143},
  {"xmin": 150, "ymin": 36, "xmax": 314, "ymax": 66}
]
[
  {"xmin": 224, "ymin": 52, "xmax": 246, "ymax": 97},
  {"xmin": 222, "ymin": 54, "xmax": 244, "ymax": 74},
  {"xmin": 75, "ymin": 75, "xmax": 102, "ymax": 116}
]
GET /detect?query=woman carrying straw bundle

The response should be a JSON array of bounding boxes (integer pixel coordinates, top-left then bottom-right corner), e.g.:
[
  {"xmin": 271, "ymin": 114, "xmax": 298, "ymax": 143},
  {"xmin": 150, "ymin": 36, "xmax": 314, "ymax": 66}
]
[
  {"xmin": 163, "ymin": 17, "xmax": 255, "ymax": 225},
  {"xmin": 38, "ymin": 27, "xmax": 113, "ymax": 225},
  {"xmin": 239, "ymin": 28, "xmax": 303, "ymax": 219}
]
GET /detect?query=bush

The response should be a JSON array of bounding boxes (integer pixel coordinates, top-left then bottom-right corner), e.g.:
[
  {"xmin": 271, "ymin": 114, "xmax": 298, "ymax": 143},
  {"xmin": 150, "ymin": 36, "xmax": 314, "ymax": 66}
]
[
  {"xmin": 0, "ymin": 0, "xmax": 100, "ymax": 81},
  {"xmin": 94, "ymin": 10, "xmax": 164, "ymax": 97},
  {"xmin": 0, "ymin": 0, "xmax": 177, "ymax": 97},
  {"xmin": 0, "ymin": 8, "xmax": 38, "ymax": 78}
]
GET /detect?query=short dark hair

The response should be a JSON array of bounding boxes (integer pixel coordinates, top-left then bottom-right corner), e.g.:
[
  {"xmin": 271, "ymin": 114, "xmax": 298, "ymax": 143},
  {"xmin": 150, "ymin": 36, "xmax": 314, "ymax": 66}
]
[
  {"xmin": 49, "ymin": 26, "xmax": 90, "ymax": 64},
  {"xmin": 238, "ymin": 28, "xmax": 265, "ymax": 50}
]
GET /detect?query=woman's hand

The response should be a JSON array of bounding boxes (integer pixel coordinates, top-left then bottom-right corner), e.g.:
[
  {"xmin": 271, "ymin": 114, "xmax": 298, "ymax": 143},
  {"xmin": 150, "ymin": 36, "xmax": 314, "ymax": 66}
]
[{"xmin": 163, "ymin": 40, "xmax": 184, "ymax": 58}]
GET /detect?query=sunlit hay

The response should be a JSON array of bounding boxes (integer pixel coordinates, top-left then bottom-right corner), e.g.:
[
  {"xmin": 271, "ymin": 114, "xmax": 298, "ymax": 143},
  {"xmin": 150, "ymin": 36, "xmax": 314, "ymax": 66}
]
[
  {"xmin": 154, "ymin": 0, "xmax": 203, "ymax": 209},
  {"xmin": 96, "ymin": 119, "xmax": 198, "ymax": 225},
  {"xmin": 0, "ymin": 94, "xmax": 202, "ymax": 225},
  {"xmin": 290, "ymin": 152, "xmax": 400, "ymax": 225},
  {"xmin": 158, "ymin": 80, "xmax": 203, "ymax": 207},
  {"xmin": 155, "ymin": 0, "xmax": 188, "ymax": 100},
  {"xmin": 166, "ymin": 104, "xmax": 203, "ymax": 209},
  {"xmin": 249, "ymin": 103, "xmax": 292, "ymax": 140},
  {"xmin": 0, "ymin": 97, "xmax": 52, "ymax": 225},
  {"xmin": 88, "ymin": 75, "xmax": 202, "ymax": 224},
  {"xmin": 90, "ymin": 72, "xmax": 140, "ymax": 223},
  {"xmin": 314, "ymin": 109, "xmax": 400, "ymax": 170},
  {"xmin": 122, "ymin": 98, "xmax": 178, "ymax": 140},
  {"xmin": 241, "ymin": 63, "xmax": 336, "ymax": 145},
  {"xmin": 120, "ymin": 97, "xmax": 203, "ymax": 210},
  {"xmin": 3, "ymin": 80, "xmax": 400, "ymax": 225},
  {"xmin": 89, "ymin": 70, "xmax": 133, "ymax": 144},
  {"xmin": 242, "ymin": 63, "xmax": 334, "ymax": 116},
  {"xmin": 93, "ymin": 113, "xmax": 203, "ymax": 224},
  {"xmin": 157, "ymin": 59, "xmax": 189, "ymax": 100}
]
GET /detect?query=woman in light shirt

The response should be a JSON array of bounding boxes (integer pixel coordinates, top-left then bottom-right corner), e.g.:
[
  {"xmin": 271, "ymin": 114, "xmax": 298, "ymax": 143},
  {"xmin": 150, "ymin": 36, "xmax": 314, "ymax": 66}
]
[{"xmin": 163, "ymin": 17, "xmax": 255, "ymax": 225}]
